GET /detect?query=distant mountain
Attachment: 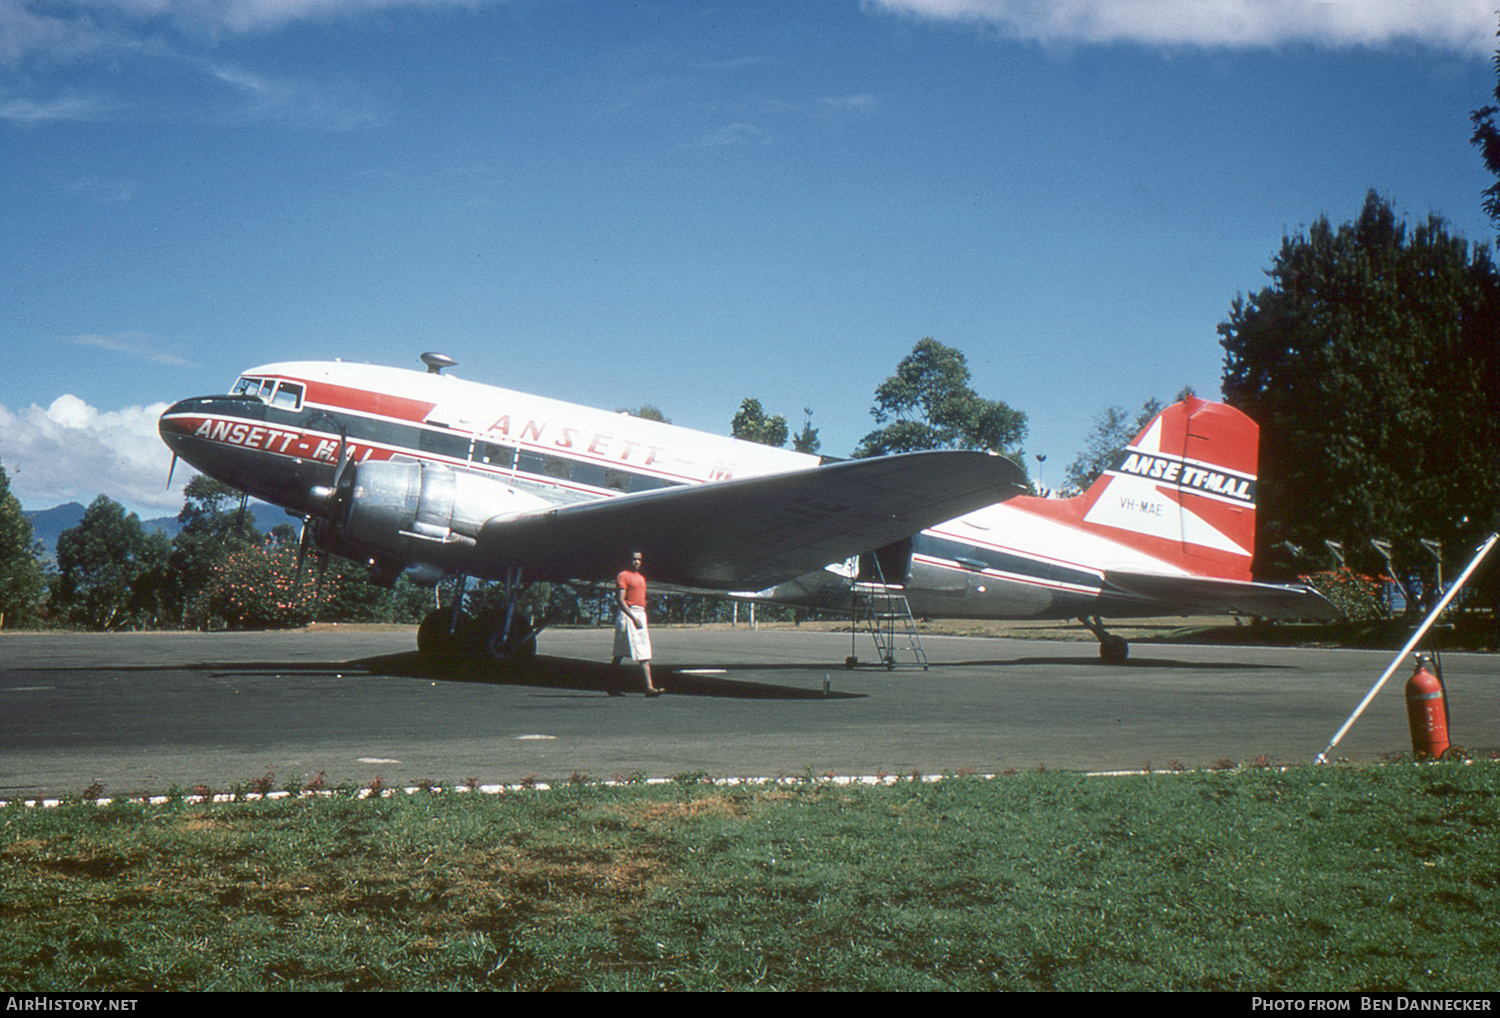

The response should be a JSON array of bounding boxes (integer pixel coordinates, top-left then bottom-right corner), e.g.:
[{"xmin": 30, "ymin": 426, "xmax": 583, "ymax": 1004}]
[
  {"xmin": 23, "ymin": 502, "xmax": 86, "ymax": 560},
  {"xmin": 23, "ymin": 501, "xmax": 294, "ymax": 560}
]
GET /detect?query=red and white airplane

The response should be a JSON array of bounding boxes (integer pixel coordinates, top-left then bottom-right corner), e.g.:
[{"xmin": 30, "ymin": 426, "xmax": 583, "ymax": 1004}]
[{"xmin": 157, "ymin": 353, "xmax": 1334, "ymax": 662}]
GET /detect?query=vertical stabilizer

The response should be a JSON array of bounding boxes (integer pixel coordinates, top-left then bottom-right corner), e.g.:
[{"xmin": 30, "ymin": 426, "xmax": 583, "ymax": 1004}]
[{"xmin": 1071, "ymin": 397, "xmax": 1258, "ymax": 580}]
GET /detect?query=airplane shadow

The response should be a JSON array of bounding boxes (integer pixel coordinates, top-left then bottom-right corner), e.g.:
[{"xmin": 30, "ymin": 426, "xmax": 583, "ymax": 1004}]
[
  {"xmin": 24, "ymin": 649, "xmax": 1286, "ymax": 699},
  {"xmin": 22, "ymin": 655, "xmax": 863, "ymax": 700},
  {"xmin": 353, "ymin": 652, "xmax": 868, "ymax": 700},
  {"xmin": 946, "ymin": 655, "xmax": 1293, "ymax": 671}
]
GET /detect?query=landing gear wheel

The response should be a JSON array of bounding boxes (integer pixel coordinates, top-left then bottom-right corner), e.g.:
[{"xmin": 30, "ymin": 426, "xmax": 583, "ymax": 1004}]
[
  {"xmin": 1099, "ymin": 635, "xmax": 1129, "ymax": 664},
  {"xmin": 485, "ymin": 628, "xmax": 537, "ymax": 664},
  {"xmin": 418, "ymin": 609, "xmax": 471, "ymax": 662}
]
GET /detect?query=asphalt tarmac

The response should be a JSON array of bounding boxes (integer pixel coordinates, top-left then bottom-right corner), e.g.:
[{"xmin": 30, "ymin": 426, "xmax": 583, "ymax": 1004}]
[{"xmin": 2, "ymin": 626, "xmax": 1496, "ymax": 800}]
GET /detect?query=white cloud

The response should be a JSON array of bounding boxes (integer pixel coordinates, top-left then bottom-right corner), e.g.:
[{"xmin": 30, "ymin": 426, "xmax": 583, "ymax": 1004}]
[
  {"xmin": 699, "ymin": 121, "xmax": 775, "ymax": 147},
  {"xmin": 1, "ymin": 0, "xmax": 498, "ymax": 57},
  {"xmin": 868, "ymin": 0, "xmax": 1498, "ymax": 57},
  {"xmin": 0, "ymin": 0, "xmax": 390, "ymax": 126},
  {"xmin": 0, "ymin": 396, "xmax": 196, "ymax": 516},
  {"xmin": 68, "ymin": 332, "xmax": 196, "ymax": 365}
]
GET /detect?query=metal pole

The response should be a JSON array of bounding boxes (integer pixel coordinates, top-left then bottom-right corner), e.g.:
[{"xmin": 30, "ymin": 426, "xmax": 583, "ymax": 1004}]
[{"xmin": 1315, "ymin": 531, "xmax": 1500, "ymax": 764}]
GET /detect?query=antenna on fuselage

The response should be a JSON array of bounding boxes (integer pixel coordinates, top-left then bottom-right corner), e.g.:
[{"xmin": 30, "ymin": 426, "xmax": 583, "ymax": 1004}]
[{"xmin": 421, "ymin": 352, "xmax": 457, "ymax": 374}]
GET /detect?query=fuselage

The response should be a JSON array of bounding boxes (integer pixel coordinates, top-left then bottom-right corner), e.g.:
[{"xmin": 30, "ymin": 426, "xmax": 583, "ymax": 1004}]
[{"xmin": 158, "ymin": 359, "xmax": 820, "ymax": 524}]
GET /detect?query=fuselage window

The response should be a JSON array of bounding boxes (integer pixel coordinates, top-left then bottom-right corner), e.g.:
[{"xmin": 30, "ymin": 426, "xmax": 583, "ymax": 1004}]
[
  {"xmin": 419, "ymin": 428, "xmax": 470, "ymax": 460},
  {"xmin": 477, "ymin": 443, "xmax": 517, "ymax": 469},
  {"xmin": 516, "ymin": 450, "xmax": 546, "ymax": 477}
]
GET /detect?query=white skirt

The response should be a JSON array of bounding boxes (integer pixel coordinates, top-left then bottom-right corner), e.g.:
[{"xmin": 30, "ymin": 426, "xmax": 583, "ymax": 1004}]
[{"xmin": 613, "ymin": 604, "xmax": 652, "ymax": 662}]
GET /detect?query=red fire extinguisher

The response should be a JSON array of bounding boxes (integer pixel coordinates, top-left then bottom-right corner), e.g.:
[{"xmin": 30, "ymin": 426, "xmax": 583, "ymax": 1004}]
[{"xmin": 1405, "ymin": 653, "xmax": 1450, "ymax": 759}]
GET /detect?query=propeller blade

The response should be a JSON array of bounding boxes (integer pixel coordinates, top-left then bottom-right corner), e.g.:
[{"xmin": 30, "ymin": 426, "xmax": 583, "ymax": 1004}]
[
  {"xmin": 331, "ymin": 428, "xmax": 352, "ymax": 489},
  {"xmin": 313, "ymin": 549, "xmax": 331, "ymax": 612},
  {"xmin": 295, "ymin": 518, "xmax": 311, "ymax": 581}
]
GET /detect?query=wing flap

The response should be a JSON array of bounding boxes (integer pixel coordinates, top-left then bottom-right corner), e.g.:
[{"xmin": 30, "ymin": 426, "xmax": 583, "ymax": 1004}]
[
  {"xmin": 1104, "ymin": 569, "xmax": 1342, "ymax": 620},
  {"xmin": 476, "ymin": 450, "xmax": 1026, "ymax": 589}
]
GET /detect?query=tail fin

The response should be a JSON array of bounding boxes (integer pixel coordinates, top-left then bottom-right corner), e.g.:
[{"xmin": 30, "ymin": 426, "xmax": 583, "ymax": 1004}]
[{"xmin": 1072, "ymin": 396, "xmax": 1257, "ymax": 580}]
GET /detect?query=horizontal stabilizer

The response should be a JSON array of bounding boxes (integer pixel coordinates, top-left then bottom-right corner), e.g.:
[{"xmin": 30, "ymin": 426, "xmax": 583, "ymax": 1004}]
[
  {"xmin": 1103, "ymin": 570, "xmax": 1342, "ymax": 621},
  {"xmin": 477, "ymin": 449, "xmax": 1027, "ymax": 589}
]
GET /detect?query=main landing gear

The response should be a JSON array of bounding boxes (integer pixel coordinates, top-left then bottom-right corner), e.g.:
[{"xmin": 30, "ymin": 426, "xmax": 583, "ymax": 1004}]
[
  {"xmin": 416, "ymin": 570, "xmax": 592, "ymax": 665},
  {"xmin": 1079, "ymin": 615, "xmax": 1129, "ymax": 664}
]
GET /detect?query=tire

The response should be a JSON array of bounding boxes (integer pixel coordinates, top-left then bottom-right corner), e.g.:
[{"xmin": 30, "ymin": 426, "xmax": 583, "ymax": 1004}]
[
  {"xmin": 418, "ymin": 609, "xmax": 470, "ymax": 661},
  {"xmin": 1099, "ymin": 635, "xmax": 1129, "ymax": 664}
]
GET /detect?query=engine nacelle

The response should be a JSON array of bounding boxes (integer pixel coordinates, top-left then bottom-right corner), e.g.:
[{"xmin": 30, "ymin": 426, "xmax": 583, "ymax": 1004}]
[{"xmin": 339, "ymin": 460, "xmax": 551, "ymax": 574}]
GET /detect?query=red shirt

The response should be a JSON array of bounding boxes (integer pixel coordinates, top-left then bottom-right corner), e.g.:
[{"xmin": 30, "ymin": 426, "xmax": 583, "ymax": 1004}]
[{"xmin": 617, "ymin": 569, "xmax": 647, "ymax": 607}]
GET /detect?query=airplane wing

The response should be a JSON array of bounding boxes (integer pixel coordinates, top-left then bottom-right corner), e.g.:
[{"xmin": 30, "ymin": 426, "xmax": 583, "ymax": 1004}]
[
  {"xmin": 475, "ymin": 450, "xmax": 1027, "ymax": 590},
  {"xmin": 1103, "ymin": 570, "xmax": 1342, "ymax": 620}
]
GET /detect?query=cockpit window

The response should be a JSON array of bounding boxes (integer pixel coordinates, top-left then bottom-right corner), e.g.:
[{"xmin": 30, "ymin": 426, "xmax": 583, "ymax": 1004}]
[
  {"xmin": 271, "ymin": 382, "xmax": 303, "ymax": 410},
  {"xmin": 231, "ymin": 376, "xmax": 303, "ymax": 411}
]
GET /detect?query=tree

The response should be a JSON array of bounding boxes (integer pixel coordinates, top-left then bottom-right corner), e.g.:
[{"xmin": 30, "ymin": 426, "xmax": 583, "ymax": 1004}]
[
  {"xmin": 792, "ymin": 408, "xmax": 821, "ymax": 456},
  {"xmin": 1218, "ymin": 190, "xmax": 1500, "ymax": 594},
  {"xmin": 1064, "ymin": 399, "xmax": 1163, "ymax": 495},
  {"xmin": 171, "ymin": 475, "xmax": 261, "ymax": 628},
  {"xmin": 0, "ymin": 461, "xmax": 46, "ymax": 628},
  {"xmin": 853, "ymin": 338, "xmax": 1027, "ymax": 460},
  {"xmin": 731, "ymin": 398, "xmax": 789, "ymax": 448},
  {"xmin": 616, "ymin": 404, "xmax": 671, "ymax": 423},
  {"xmin": 1471, "ymin": 21, "xmax": 1500, "ymax": 228},
  {"xmin": 52, "ymin": 496, "xmax": 155, "ymax": 630}
]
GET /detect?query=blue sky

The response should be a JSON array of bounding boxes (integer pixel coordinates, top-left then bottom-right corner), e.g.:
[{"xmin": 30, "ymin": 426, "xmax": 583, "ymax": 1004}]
[{"xmin": 2, "ymin": 0, "xmax": 1497, "ymax": 516}]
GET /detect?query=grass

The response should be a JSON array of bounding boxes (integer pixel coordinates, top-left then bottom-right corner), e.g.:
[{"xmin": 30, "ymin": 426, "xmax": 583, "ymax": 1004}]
[{"xmin": 2, "ymin": 763, "xmax": 1498, "ymax": 991}]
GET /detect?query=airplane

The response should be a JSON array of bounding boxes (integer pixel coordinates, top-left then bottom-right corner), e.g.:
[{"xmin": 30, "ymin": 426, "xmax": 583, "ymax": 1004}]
[
  {"xmin": 738, "ymin": 394, "xmax": 1339, "ymax": 661},
  {"xmin": 158, "ymin": 354, "xmax": 1336, "ymax": 666},
  {"xmin": 157, "ymin": 353, "xmax": 1027, "ymax": 660}
]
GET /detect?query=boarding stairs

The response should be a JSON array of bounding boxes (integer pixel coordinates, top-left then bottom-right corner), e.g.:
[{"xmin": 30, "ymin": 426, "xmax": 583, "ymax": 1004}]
[{"xmin": 847, "ymin": 576, "xmax": 929, "ymax": 671}]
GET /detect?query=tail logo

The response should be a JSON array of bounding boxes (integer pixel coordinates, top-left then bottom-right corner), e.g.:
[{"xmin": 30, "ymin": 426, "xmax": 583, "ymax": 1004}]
[{"xmin": 1112, "ymin": 450, "xmax": 1255, "ymax": 506}]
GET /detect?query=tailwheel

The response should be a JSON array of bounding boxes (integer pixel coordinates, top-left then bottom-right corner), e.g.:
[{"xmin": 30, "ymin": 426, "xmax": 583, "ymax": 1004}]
[
  {"xmin": 1080, "ymin": 615, "xmax": 1130, "ymax": 664},
  {"xmin": 1099, "ymin": 634, "xmax": 1129, "ymax": 664}
]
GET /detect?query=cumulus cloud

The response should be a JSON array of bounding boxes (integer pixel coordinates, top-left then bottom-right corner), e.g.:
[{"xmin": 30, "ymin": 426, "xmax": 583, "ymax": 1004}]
[
  {"xmin": 868, "ymin": 0, "xmax": 1497, "ymax": 57},
  {"xmin": 0, "ymin": 396, "xmax": 195, "ymax": 516}
]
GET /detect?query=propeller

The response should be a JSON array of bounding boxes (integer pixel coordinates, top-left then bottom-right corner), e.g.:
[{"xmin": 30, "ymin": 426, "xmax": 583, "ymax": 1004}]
[{"xmin": 306, "ymin": 427, "xmax": 354, "ymax": 521}]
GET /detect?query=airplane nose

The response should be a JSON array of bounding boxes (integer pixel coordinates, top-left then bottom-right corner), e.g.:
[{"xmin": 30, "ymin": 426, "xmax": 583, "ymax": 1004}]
[{"xmin": 158, "ymin": 399, "xmax": 195, "ymax": 442}]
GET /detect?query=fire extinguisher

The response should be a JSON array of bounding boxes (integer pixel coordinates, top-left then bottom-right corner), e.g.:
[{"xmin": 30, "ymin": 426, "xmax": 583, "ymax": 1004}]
[{"xmin": 1404, "ymin": 653, "xmax": 1450, "ymax": 759}]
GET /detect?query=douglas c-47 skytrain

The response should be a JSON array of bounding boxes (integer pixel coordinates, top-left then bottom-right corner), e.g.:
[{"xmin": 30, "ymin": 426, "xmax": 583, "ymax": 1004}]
[{"xmin": 158, "ymin": 353, "xmax": 1335, "ymax": 663}]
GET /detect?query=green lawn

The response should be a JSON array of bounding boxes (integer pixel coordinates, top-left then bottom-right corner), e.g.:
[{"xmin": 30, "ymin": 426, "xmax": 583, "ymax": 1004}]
[{"xmin": 3, "ymin": 763, "xmax": 1497, "ymax": 991}]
